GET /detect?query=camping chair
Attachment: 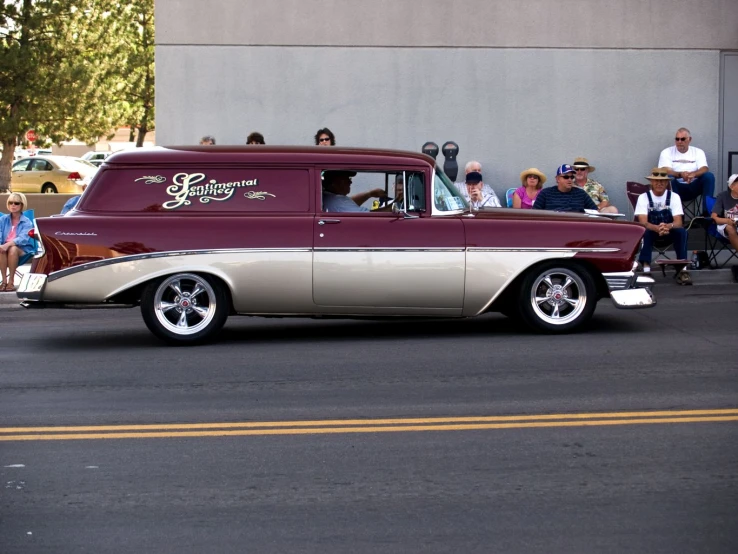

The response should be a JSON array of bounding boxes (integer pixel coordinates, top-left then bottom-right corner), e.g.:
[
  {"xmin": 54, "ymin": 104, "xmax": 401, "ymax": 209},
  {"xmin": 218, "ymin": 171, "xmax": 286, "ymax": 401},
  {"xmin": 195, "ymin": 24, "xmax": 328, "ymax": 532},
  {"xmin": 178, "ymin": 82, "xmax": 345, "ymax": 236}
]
[
  {"xmin": 703, "ymin": 196, "xmax": 738, "ymax": 268},
  {"xmin": 626, "ymin": 182, "xmax": 674, "ymax": 262},
  {"xmin": 505, "ymin": 187, "xmax": 516, "ymax": 208},
  {"xmin": 15, "ymin": 209, "xmax": 37, "ymax": 283}
]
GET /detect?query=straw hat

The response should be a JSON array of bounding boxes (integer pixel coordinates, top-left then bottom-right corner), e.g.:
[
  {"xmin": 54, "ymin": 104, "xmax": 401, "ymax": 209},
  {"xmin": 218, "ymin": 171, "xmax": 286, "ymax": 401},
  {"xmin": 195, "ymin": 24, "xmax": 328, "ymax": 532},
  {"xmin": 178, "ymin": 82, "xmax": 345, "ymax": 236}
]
[
  {"xmin": 519, "ymin": 168, "xmax": 547, "ymax": 186},
  {"xmin": 646, "ymin": 167, "xmax": 671, "ymax": 180},
  {"xmin": 572, "ymin": 157, "xmax": 595, "ymax": 172}
]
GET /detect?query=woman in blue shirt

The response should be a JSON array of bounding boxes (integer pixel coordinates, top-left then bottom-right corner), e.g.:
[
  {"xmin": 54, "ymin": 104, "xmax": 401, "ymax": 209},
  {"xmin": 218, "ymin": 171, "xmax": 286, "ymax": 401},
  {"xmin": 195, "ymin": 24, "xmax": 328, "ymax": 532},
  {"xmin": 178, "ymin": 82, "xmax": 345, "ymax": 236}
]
[{"xmin": 1, "ymin": 192, "xmax": 34, "ymax": 292}]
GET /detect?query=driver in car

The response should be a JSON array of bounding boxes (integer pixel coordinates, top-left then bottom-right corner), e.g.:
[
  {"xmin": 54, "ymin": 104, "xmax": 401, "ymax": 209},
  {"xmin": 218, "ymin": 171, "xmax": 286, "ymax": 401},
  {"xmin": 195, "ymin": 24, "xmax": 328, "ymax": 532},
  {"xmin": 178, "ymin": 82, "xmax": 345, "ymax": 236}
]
[{"xmin": 322, "ymin": 171, "xmax": 385, "ymax": 212}]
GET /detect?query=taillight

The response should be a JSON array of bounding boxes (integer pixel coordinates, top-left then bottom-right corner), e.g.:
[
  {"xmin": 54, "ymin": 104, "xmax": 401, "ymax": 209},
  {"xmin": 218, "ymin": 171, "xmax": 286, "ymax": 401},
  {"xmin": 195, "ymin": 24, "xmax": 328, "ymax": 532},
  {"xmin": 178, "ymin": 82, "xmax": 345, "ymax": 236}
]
[{"xmin": 68, "ymin": 171, "xmax": 82, "ymax": 180}]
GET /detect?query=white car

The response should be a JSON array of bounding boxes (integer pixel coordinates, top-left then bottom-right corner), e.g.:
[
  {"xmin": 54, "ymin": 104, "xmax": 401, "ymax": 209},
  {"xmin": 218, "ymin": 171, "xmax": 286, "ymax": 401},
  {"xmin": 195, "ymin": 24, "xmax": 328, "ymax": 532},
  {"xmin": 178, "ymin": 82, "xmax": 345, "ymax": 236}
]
[{"xmin": 81, "ymin": 151, "xmax": 111, "ymax": 167}]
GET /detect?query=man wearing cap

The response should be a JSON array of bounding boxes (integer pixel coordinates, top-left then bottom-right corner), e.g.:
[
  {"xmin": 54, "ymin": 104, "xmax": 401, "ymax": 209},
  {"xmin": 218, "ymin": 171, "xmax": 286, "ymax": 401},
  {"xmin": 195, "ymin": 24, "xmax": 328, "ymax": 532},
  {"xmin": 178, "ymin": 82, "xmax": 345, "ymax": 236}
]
[
  {"xmin": 634, "ymin": 167, "xmax": 689, "ymax": 282},
  {"xmin": 322, "ymin": 171, "xmax": 385, "ymax": 212},
  {"xmin": 464, "ymin": 171, "xmax": 501, "ymax": 209},
  {"xmin": 454, "ymin": 161, "xmax": 501, "ymax": 208},
  {"xmin": 710, "ymin": 173, "xmax": 738, "ymax": 253},
  {"xmin": 657, "ymin": 127, "xmax": 715, "ymax": 216},
  {"xmin": 533, "ymin": 164, "xmax": 598, "ymax": 213},
  {"xmin": 572, "ymin": 157, "xmax": 619, "ymax": 214}
]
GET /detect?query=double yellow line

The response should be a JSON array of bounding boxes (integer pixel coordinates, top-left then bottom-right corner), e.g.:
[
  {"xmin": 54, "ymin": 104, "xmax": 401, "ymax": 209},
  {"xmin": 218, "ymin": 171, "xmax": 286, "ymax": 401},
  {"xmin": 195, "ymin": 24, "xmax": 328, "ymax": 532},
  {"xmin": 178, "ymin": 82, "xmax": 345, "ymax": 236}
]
[{"xmin": 1, "ymin": 409, "xmax": 737, "ymax": 442}]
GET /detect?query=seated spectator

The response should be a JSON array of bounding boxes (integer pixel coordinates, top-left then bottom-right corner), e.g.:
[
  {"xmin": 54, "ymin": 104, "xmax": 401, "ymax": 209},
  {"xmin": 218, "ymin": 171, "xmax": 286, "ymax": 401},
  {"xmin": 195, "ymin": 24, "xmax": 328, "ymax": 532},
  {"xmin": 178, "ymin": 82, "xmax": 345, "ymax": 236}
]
[
  {"xmin": 453, "ymin": 161, "xmax": 501, "ymax": 207},
  {"xmin": 657, "ymin": 127, "xmax": 715, "ymax": 216},
  {"xmin": 533, "ymin": 164, "xmax": 598, "ymax": 213},
  {"xmin": 572, "ymin": 157, "xmax": 619, "ymax": 213},
  {"xmin": 246, "ymin": 132, "xmax": 265, "ymax": 145},
  {"xmin": 463, "ymin": 171, "xmax": 501, "ymax": 209},
  {"xmin": 0, "ymin": 192, "xmax": 35, "ymax": 292},
  {"xmin": 315, "ymin": 128, "xmax": 335, "ymax": 146},
  {"xmin": 513, "ymin": 168, "xmax": 546, "ymax": 209},
  {"xmin": 710, "ymin": 173, "xmax": 738, "ymax": 252},
  {"xmin": 61, "ymin": 183, "xmax": 88, "ymax": 215},
  {"xmin": 199, "ymin": 135, "xmax": 216, "ymax": 145},
  {"xmin": 634, "ymin": 167, "xmax": 690, "ymax": 283},
  {"xmin": 322, "ymin": 171, "xmax": 384, "ymax": 212}
]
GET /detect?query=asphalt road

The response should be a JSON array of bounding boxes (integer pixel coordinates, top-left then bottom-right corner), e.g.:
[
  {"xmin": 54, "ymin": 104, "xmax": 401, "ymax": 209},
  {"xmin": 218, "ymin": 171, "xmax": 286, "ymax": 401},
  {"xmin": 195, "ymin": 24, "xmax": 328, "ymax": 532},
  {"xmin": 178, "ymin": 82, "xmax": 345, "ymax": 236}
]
[{"xmin": 1, "ymin": 284, "xmax": 737, "ymax": 553}]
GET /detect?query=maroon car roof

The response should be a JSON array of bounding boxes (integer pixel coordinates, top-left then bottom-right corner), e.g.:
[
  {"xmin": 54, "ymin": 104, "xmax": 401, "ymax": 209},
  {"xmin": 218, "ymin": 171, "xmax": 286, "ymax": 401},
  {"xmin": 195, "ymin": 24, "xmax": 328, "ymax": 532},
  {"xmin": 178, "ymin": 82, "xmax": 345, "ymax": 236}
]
[{"xmin": 105, "ymin": 146, "xmax": 436, "ymax": 166}]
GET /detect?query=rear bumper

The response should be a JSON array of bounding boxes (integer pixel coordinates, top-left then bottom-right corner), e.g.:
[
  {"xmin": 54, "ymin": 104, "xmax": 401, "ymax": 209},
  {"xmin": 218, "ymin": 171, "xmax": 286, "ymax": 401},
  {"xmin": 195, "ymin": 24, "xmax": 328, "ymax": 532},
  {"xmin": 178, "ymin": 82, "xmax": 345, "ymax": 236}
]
[
  {"xmin": 602, "ymin": 270, "xmax": 656, "ymax": 309},
  {"xmin": 16, "ymin": 273, "xmax": 47, "ymax": 301}
]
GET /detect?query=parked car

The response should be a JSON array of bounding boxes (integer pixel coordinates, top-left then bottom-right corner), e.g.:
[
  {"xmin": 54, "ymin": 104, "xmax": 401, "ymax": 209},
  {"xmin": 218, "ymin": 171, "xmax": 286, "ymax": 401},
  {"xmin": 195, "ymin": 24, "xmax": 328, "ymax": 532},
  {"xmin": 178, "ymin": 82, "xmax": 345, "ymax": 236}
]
[
  {"xmin": 17, "ymin": 146, "xmax": 655, "ymax": 344},
  {"xmin": 10, "ymin": 155, "xmax": 97, "ymax": 194},
  {"xmin": 81, "ymin": 151, "xmax": 111, "ymax": 167}
]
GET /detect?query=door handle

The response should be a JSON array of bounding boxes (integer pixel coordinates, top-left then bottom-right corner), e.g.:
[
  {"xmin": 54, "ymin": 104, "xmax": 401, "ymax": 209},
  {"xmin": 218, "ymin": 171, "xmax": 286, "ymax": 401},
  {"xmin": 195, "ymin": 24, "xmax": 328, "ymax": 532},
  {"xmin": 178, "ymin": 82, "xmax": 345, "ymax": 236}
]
[{"xmin": 318, "ymin": 219, "xmax": 341, "ymax": 225}]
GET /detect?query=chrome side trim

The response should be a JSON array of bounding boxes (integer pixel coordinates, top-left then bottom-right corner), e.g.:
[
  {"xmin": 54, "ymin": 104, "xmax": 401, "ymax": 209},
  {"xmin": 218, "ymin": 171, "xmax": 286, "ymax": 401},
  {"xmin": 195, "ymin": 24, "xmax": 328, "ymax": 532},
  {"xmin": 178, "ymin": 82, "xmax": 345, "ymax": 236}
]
[
  {"xmin": 314, "ymin": 248, "xmax": 465, "ymax": 252},
  {"xmin": 48, "ymin": 248, "xmax": 311, "ymax": 282},
  {"xmin": 602, "ymin": 271, "xmax": 636, "ymax": 292},
  {"xmin": 468, "ymin": 247, "xmax": 620, "ymax": 253}
]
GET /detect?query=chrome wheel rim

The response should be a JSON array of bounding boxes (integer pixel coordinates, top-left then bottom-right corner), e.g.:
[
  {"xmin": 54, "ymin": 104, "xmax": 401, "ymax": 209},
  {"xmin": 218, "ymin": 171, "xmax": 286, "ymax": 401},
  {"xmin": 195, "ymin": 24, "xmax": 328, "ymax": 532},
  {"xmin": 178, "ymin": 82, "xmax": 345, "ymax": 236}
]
[
  {"xmin": 153, "ymin": 274, "xmax": 216, "ymax": 336},
  {"xmin": 529, "ymin": 268, "xmax": 587, "ymax": 326}
]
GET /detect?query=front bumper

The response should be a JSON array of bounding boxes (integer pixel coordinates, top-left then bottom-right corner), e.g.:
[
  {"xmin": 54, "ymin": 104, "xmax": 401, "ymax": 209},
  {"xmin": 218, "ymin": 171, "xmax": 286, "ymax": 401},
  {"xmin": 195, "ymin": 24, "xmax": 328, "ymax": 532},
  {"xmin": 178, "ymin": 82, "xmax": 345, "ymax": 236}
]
[{"xmin": 602, "ymin": 270, "xmax": 656, "ymax": 309}]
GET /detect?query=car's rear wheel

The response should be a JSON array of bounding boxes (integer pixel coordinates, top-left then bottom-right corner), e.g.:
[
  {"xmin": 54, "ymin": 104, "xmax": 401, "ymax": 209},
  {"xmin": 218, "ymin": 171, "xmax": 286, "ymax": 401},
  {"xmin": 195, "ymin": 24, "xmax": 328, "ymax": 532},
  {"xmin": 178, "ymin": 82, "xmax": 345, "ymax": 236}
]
[
  {"xmin": 141, "ymin": 273, "xmax": 229, "ymax": 345},
  {"xmin": 41, "ymin": 183, "xmax": 57, "ymax": 194},
  {"xmin": 517, "ymin": 262, "xmax": 596, "ymax": 333}
]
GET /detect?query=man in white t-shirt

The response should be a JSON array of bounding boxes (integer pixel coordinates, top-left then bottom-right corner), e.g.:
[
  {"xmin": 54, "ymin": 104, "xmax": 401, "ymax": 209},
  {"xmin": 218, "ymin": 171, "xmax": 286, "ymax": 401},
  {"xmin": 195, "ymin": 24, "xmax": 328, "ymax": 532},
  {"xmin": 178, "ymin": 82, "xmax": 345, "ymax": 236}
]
[
  {"xmin": 634, "ymin": 167, "xmax": 690, "ymax": 282},
  {"xmin": 657, "ymin": 127, "xmax": 715, "ymax": 216},
  {"xmin": 454, "ymin": 160, "xmax": 501, "ymax": 207}
]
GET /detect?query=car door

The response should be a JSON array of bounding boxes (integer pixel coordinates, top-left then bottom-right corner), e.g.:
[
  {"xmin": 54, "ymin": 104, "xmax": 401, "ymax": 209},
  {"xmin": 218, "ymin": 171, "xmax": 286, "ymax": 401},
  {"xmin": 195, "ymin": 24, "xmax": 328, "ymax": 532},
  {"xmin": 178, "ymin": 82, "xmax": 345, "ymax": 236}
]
[
  {"xmin": 28, "ymin": 158, "xmax": 53, "ymax": 192},
  {"xmin": 312, "ymin": 169, "xmax": 466, "ymax": 315},
  {"xmin": 10, "ymin": 159, "xmax": 32, "ymax": 192}
]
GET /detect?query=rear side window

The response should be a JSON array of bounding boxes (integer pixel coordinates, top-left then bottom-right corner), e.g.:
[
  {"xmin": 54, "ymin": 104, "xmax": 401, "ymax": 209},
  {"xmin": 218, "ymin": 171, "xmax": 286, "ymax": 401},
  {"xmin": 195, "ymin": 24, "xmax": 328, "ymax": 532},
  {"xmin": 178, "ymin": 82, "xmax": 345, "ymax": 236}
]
[{"xmin": 81, "ymin": 168, "xmax": 311, "ymax": 213}]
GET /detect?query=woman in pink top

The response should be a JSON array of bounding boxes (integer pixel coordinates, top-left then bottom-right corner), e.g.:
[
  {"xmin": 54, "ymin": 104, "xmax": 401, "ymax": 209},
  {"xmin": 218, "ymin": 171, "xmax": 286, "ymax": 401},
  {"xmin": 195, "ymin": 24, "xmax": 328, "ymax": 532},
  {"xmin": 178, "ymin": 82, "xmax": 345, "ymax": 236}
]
[{"xmin": 513, "ymin": 168, "xmax": 546, "ymax": 209}]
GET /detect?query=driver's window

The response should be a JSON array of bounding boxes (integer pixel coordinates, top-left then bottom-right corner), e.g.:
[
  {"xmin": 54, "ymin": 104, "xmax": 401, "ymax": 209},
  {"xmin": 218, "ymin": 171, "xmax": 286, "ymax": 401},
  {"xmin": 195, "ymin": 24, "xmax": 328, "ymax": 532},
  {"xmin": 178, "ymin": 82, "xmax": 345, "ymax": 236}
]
[{"xmin": 320, "ymin": 169, "xmax": 425, "ymax": 213}]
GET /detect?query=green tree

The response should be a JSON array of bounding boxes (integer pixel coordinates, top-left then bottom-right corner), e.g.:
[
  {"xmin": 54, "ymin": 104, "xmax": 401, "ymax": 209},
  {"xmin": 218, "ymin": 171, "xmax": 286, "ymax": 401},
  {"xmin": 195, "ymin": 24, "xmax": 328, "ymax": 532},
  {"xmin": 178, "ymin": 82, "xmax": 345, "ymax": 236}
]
[
  {"xmin": 115, "ymin": 0, "xmax": 154, "ymax": 148},
  {"xmin": 0, "ymin": 0, "xmax": 133, "ymax": 192}
]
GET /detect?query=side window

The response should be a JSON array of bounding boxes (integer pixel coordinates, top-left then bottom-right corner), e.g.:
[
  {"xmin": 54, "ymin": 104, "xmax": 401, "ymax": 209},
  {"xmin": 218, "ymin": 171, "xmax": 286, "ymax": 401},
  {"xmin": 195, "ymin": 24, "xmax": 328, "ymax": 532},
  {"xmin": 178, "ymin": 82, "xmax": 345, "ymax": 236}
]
[
  {"xmin": 30, "ymin": 159, "xmax": 50, "ymax": 171},
  {"xmin": 321, "ymin": 169, "xmax": 425, "ymax": 213},
  {"xmin": 12, "ymin": 160, "xmax": 31, "ymax": 171}
]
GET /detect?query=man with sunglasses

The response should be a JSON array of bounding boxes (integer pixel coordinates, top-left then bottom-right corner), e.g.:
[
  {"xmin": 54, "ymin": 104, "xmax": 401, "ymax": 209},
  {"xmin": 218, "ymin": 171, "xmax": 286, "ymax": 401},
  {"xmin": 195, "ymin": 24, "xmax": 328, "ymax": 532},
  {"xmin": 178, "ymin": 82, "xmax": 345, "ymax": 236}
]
[
  {"xmin": 533, "ymin": 164, "xmax": 598, "ymax": 213},
  {"xmin": 657, "ymin": 127, "xmax": 715, "ymax": 216}
]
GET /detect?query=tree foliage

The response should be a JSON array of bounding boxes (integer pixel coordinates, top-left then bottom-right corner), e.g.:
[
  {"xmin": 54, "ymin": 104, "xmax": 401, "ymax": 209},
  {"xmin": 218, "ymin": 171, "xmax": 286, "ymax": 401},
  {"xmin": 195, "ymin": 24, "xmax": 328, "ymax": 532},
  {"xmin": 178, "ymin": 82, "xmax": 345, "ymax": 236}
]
[{"xmin": 0, "ymin": 0, "xmax": 155, "ymax": 191}]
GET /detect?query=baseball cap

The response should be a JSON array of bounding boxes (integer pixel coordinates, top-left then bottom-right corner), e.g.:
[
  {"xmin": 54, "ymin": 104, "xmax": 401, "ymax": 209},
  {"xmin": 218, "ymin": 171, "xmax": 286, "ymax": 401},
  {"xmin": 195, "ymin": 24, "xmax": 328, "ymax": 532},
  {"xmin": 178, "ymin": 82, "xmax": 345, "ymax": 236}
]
[
  {"xmin": 728, "ymin": 174, "xmax": 738, "ymax": 187},
  {"xmin": 465, "ymin": 171, "xmax": 483, "ymax": 184},
  {"xmin": 556, "ymin": 164, "xmax": 576, "ymax": 176}
]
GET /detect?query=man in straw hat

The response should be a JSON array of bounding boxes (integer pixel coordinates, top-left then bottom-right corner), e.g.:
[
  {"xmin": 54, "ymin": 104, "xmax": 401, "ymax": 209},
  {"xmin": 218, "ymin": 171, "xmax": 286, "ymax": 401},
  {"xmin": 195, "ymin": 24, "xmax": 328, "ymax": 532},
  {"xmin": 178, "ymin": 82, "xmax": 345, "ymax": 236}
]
[
  {"xmin": 633, "ymin": 167, "xmax": 690, "ymax": 284},
  {"xmin": 572, "ymin": 157, "xmax": 619, "ymax": 214},
  {"xmin": 533, "ymin": 164, "xmax": 598, "ymax": 213}
]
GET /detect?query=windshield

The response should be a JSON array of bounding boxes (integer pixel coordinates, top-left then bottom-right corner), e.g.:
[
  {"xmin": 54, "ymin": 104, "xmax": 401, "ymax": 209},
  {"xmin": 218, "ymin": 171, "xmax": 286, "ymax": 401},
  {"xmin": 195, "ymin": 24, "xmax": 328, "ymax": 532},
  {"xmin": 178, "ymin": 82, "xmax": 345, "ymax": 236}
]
[{"xmin": 433, "ymin": 167, "xmax": 467, "ymax": 212}]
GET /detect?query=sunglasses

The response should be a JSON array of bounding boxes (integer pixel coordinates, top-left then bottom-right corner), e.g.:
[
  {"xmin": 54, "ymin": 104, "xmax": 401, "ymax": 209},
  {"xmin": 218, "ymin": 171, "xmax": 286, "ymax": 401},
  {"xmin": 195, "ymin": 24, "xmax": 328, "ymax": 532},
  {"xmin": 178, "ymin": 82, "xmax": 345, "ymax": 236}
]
[
  {"xmin": 560, "ymin": 174, "xmax": 576, "ymax": 180},
  {"xmin": 318, "ymin": 137, "xmax": 331, "ymax": 143},
  {"xmin": 674, "ymin": 137, "xmax": 689, "ymax": 142},
  {"xmin": 574, "ymin": 167, "xmax": 588, "ymax": 171},
  {"xmin": 651, "ymin": 172, "xmax": 669, "ymax": 177},
  {"xmin": 8, "ymin": 201, "xmax": 22, "ymax": 206}
]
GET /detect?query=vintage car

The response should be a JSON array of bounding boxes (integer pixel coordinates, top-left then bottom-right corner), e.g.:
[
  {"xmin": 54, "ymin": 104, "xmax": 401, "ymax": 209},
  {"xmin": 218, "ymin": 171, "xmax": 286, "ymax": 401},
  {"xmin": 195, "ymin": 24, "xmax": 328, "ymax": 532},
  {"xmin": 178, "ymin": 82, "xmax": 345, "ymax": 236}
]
[{"xmin": 17, "ymin": 146, "xmax": 655, "ymax": 344}]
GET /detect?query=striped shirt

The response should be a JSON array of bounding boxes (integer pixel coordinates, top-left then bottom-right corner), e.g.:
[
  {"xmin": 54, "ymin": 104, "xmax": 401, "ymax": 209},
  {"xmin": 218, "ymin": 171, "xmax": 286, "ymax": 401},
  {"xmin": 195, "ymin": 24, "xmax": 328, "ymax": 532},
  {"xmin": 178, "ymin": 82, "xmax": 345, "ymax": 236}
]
[{"xmin": 533, "ymin": 186, "xmax": 598, "ymax": 213}]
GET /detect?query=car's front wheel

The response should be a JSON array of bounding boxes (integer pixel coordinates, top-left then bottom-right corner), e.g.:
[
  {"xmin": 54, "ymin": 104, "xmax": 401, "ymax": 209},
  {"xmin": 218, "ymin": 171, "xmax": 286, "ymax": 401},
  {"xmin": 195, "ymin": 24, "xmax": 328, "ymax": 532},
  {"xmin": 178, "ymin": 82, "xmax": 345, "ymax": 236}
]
[
  {"xmin": 517, "ymin": 262, "xmax": 596, "ymax": 333},
  {"xmin": 141, "ymin": 273, "xmax": 229, "ymax": 345}
]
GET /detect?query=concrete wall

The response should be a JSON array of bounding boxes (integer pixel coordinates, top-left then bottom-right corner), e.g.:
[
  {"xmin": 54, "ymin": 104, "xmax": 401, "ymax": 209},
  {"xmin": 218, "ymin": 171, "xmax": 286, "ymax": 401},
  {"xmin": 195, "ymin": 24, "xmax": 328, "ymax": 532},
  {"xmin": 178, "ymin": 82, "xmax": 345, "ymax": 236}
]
[{"xmin": 155, "ymin": 0, "xmax": 738, "ymax": 208}]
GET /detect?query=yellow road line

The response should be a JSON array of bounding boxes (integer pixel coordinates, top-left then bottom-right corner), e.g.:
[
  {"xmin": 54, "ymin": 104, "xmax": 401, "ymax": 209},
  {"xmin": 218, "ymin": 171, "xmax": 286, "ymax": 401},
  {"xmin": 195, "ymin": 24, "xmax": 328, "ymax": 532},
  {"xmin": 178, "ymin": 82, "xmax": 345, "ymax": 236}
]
[
  {"xmin": 2, "ymin": 409, "xmax": 737, "ymax": 434},
  {"xmin": 1, "ymin": 414, "xmax": 736, "ymax": 441}
]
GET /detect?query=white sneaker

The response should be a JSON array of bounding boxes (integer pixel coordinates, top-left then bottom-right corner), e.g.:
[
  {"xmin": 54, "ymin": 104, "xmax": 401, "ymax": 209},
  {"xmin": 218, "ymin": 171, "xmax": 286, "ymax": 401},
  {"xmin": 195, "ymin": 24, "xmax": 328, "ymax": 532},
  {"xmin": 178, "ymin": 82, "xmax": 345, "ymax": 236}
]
[{"xmin": 642, "ymin": 264, "xmax": 651, "ymax": 273}]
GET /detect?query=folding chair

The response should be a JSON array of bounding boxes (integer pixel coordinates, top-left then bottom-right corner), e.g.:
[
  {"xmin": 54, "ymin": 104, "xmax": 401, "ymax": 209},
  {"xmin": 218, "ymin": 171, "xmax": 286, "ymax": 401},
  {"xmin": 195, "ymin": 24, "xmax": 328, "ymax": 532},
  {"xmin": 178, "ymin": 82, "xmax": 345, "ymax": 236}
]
[
  {"xmin": 14, "ymin": 209, "xmax": 37, "ymax": 283},
  {"xmin": 505, "ymin": 187, "xmax": 516, "ymax": 208},
  {"xmin": 703, "ymin": 197, "xmax": 738, "ymax": 268}
]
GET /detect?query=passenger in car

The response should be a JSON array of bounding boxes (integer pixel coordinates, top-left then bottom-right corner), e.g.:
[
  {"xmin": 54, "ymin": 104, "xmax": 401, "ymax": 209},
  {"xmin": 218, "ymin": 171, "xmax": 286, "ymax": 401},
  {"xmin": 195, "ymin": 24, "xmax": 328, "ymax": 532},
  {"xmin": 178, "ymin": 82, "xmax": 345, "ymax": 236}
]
[{"xmin": 322, "ymin": 171, "xmax": 385, "ymax": 212}]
